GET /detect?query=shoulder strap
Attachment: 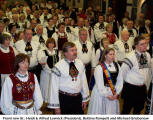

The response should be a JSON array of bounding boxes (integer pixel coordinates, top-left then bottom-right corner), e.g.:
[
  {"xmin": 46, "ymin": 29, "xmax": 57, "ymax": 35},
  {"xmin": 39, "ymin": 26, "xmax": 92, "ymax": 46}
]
[
  {"xmin": 44, "ymin": 50, "xmax": 49, "ymax": 56},
  {"xmin": 113, "ymin": 62, "xmax": 119, "ymax": 72}
]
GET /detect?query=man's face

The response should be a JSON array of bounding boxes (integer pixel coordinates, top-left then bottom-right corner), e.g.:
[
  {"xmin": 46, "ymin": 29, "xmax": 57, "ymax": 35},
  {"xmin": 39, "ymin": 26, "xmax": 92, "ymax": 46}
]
[
  {"xmin": 36, "ymin": 26, "xmax": 43, "ymax": 35},
  {"xmin": 121, "ymin": 32, "xmax": 129, "ymax": 42},
  {"xmin": 98, "ymin": 16, "xmax": 104, "ymax": 23},
  {"xmin": 65, "ymin": 46, "xmax": 77, "ymax": 61},
  {"xmin": 78, "ymin": 18, "xmax": 84, "ymax": 28},
  {"xmin": 24, "ymin": 29, "xmax": 33, "ymax": 42},
  {"xmin": 79, "ymin": 31, "xmax": 87, "ymax": 43},
  {"xmin": 136, "ymin": 39, "xmax": 147, "ymax": 53},
  {"xmin": 127, "ymin": 21, "xmax": 133, "ymax": 29}
]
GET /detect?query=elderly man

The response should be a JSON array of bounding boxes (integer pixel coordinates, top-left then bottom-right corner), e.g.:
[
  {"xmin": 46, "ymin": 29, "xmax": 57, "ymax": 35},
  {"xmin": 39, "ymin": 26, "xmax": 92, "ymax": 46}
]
[
  {"xmin": 74, "ymin": 28, "xmax": 96, "ymax": 85},
  {"xmin": 33, "ymin": 24, "xmax": 48, "ymax": 49},
  {"xmin": 114, "ymin": 30, "xmax": 133, "ymax": 65},
  {"xmin": 48, "ymin": 42, "xmax": 89, "ymax": 114}
]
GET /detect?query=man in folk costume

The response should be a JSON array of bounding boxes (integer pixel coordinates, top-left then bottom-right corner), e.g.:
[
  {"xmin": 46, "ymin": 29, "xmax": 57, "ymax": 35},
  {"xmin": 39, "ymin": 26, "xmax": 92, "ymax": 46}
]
[
  {"xmin": 74, "ymin": 28, "xmax": 96, "ymax": 85},
  {"xmin": 114, "ymin": 30, "xmax": 133, "ymax": 65},
  {"xmin": 48, "ymin": 42, "xmax": 89, "ymax": 114},
  {"xmin": 118, "ymin": 35, "xmax": 153, "ymax": 114},
  {"xmin": 33, "ymin": 24, "xmax": 48, "ymax": 49}
]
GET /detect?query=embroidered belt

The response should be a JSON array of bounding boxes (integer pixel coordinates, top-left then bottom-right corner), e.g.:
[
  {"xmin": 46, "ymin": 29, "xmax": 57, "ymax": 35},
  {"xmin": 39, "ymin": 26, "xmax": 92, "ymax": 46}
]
[
  {"xmin": 59, "ymin": 90, "xmax": 80, "ymax": 97},
  {"xmin": 13, "ymin": 100, "xmax": 34, "ymax": 109}
]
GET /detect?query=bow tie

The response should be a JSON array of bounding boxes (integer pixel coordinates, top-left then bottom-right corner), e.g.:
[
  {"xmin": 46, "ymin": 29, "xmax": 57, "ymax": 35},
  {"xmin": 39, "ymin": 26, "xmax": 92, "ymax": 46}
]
[
  {"xmin": 25, "ymin": 42, "xmax": 33, "ymax": 52},
  {"xmin": 124, "ymin": 42, "xmax": 129, "ymax": 52},
  {"xmin": 69, "ymin": 62, "xmax": 79, "ymax": 81},
  {"xmin": 66, "ymin": 26, "xmax": 71, "ymax": 33},
  {"xmin": 99, "ymin": 23, "xmax": 104, "ymax": 29},
  {"xmin": 39, "ymin": 36, "xmax": 45, "ymax": 44},
  {"xmin": 82, "ymin": 44, "xmax": 88, "ymax": 53},
  {"xmin": 140, "ymin": 54, "xmax": 147, "ymax": 65}
]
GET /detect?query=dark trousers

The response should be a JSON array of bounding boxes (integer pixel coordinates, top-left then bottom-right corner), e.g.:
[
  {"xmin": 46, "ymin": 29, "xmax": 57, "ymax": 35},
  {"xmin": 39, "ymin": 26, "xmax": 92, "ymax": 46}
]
[
  {"xmin": 121, "ymin": 82, "xmax": 147, "ymax": 114},
  {"xmin": 59, "ymin": 92, "xmax": 84, "ymax": 114},
  {"xmin": 85, "ymin": 63, "xmax": 91, "ymax": 86}
]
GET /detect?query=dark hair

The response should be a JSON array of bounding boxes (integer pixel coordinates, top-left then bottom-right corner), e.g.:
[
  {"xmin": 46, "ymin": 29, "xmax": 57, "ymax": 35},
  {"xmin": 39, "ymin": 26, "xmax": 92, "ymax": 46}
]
[
  {"xmin": 14, "ymin": 53, "xmax": 30, "ymax": 73},
  {"xmin": 57, "ymin": 22, "xmax": 65, "ymax": 29},
  {"xmin": 0, "ymin": 33, "xmax": 11, "ymax": 44},
  {"xmin": 134, "ymin": 35, "xmax": 145, "ymax": 46},
  {"xmin": 101, "ymin": 48, "xmax": 115, "ymax": 62},
  {"xmin": 8, "ymin": 23, "xmax": 16, "ymax": 32},
  {"xmin": 62, "ymin": 42, "xmax": 75, "ymax": 53},
  {"xmin": 46, "ymin": 38, "xmax": 56, "ymax": 48}
]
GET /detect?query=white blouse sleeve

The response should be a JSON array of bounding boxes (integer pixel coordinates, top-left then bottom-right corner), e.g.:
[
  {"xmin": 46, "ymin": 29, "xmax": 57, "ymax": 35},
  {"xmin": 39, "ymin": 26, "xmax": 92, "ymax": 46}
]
[
  {"xmin": 33, "ymin": 75, "xmax": 43, "ymax": 110},
  {"xmin": 94, "ymin": 65, "xmax": 111, "ymax": 97},
  {"xmin": 47, "ymin": 67, "xmax": 60, "ymax": 109},
  {"xmin": 96, "ymin": 49, "xmax": 101, "ymax": 65},
  {"xmin": 115, "ymin": 64, "xmax": 123, "ymax": 95},
  {"xmin": 1, "ymin": 76, "xmax": 15, "ymax": 115},
  {"xmin": 80, "ymin": 66, "xmax": 90, "ymax": 102}
]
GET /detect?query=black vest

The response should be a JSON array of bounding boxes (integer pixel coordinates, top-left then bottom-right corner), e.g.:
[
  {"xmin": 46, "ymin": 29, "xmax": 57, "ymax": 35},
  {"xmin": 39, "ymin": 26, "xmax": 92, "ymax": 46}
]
[
  {"xmin": 44, "ymin": 50, "xmax": 59, "ymax": 69},
  {"xmin": 103, "ymin": 62, "xmax": 119, "ymax": 87}
]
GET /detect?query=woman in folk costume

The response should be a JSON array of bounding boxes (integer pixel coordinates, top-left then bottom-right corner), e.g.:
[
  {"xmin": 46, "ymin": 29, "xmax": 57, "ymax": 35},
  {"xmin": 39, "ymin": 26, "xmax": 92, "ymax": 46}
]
[
  {"xmin": 89, "ymin": 38, "xmax": 110, "ymax": 90},
  {"xmin": 52, "ymin": 22, "xmax": 68, "ymax": 51},
  {"xmin": 102, "ymin": 23, "xmax": 118, "ymax": 45},
  {"xmin": 88, "ymin": 48, "xmax": 123, "ymax": 114},
  {"xmin": 38, "ymin": 38, "xmax": 61, "ymax": 103},
  {"xmin": 1, "ymin": 53, "xmax": 43, "ymax": 115},
  {"xmin": 0, "ymin": 33, "xmax": 17, "ymax": 89}
]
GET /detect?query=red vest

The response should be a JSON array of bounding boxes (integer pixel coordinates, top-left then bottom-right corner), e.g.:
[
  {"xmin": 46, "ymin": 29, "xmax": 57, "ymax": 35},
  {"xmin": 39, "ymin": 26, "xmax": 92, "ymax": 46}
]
[
  {"xmin": 0, "ymin": 46, "xmax": 15, "ymax": 74},
  {"xmin": 105, "ymin": 33, "xmax": 116, "ymax": 44},
  {"xmin": 10, "ymin": 72, "xmax": 35, "ymax": 101},
  {"xmin": 57, "ymin": 32, "xmax": 68, "ymax": 50}
]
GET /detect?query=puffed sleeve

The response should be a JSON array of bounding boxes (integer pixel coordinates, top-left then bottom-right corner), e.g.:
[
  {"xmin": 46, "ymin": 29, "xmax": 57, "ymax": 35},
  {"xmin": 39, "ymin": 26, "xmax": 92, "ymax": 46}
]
[
  {"xmin": 47, "ymin": 67, "xmax": 60, "ymax": 109},
  {"xmin": 94, "ymin": 65, "xmax": 112, "ymax": 97},
  {"xmin": 115, "ymin": 64, "xmax": 123, "ymax": 95},
  {"xmin": 33, "ymin": 75, "xmax": 43, "ymax": 111},
  {"xmin": 95, "ymin": 49, "xmax": 101, "ymax": 65},
  {"xmin": 1, "ymin": 76, "xmax": 15, "ymax": 115},
  {"xmin": 52, "ymin": 33, "xmax": 58, "ymax": 49},
  {"xmin": 80, "ymin": 65, "xmax": 90, "ymax": 102},
  {"xmin": 37, "ymin": 49, "xmax": 47, "ymax": 64}
]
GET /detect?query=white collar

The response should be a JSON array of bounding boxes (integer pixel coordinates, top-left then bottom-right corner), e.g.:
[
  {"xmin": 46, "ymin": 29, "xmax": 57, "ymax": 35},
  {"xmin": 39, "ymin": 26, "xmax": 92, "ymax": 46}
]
[{"xmin": 0, "ymin": 44, "xmax": 10, "ymax": 53}]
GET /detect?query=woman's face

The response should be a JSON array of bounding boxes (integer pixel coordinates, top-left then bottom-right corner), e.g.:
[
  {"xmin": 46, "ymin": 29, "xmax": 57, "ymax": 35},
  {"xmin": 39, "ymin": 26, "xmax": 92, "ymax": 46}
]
[
  {"xmin": 19, "ymin": 32, "xmax": 24, "ymax": 40},
  {"xmin": 105, "ymin": 50, "xmax": 115, "ymax": 63},
  {"xmin": 3, "ymin": 38, "xmax": 10, "ymax": 47},
  {"xmin": 103, "ymin": 40, "xmax": 109, "ymax": 48},
  {"xmin": 48, "ymin": 42, "xmax": 55, "ymax": 50},
  {"xmin": 107, "ymin": 26, "xmax": 113, "ymax": 33},
  {"xmin": 18, "ymin": 59, "xmax": 29, "ymax": 72}
]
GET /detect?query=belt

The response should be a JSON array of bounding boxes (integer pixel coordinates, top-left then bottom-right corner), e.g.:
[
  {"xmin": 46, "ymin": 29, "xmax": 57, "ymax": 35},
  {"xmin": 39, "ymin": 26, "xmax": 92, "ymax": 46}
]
[
  {"xmin": 59, "ymin": 90, "xmax": 80, "ymax": 97},
  {"xmin": 13, "ymin": 99, "xmax": 33, "ymax": 104},
  {"xmin": 13, "ymin": 100, "xmax": 34, "ymax": 109}
]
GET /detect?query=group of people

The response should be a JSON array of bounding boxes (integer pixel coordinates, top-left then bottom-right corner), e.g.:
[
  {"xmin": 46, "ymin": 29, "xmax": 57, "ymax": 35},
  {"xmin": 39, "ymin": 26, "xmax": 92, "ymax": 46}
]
[{"xmin": 0, "ymin": 0, "xmax": 153, "ymax": 115}]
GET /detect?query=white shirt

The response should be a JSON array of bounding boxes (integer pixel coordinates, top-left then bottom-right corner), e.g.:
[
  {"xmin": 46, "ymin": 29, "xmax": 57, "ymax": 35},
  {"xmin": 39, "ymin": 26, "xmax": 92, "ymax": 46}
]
[
  {"xmin": 32, "ymin": 34, "xmax": 48, "ymax": 49},
  {"xmin": 94, "ymin": 22, "xmax": 108, "ymax": 42},
  {"xmin": 118, "ymin": 50, "xmax": 153, "ymax": 89},
  {"xmin": 74, "ymin": 40, "xmax": 96, "ymax": 68},
  {"xmin": 48, "ymin": 59, "xmax": 90, "ymax": 109},
  {"xmin": 113, "ymin": 39, "xmax": 133, "ymax": 62},
  {"xmin": 15, "ymin": 39, "xmax": 40, "ymax": 68}
]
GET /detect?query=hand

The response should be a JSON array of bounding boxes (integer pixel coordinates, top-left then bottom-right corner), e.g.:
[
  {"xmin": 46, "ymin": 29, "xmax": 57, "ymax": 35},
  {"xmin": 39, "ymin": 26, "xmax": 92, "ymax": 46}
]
[
  {"xmin": 55, "ymin": 108, "xmax": 61, "ymax": 114},
  {"xmin": 113, "ymin": 94, "xmax": 118, "ymax": 99},
  {"xmin": 82, "ymin": 102, "xmax": 87, "ymax": 110},
  {"xmin": 107, "ymin": 95, "xmax": 115, "ymax": 101}
]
